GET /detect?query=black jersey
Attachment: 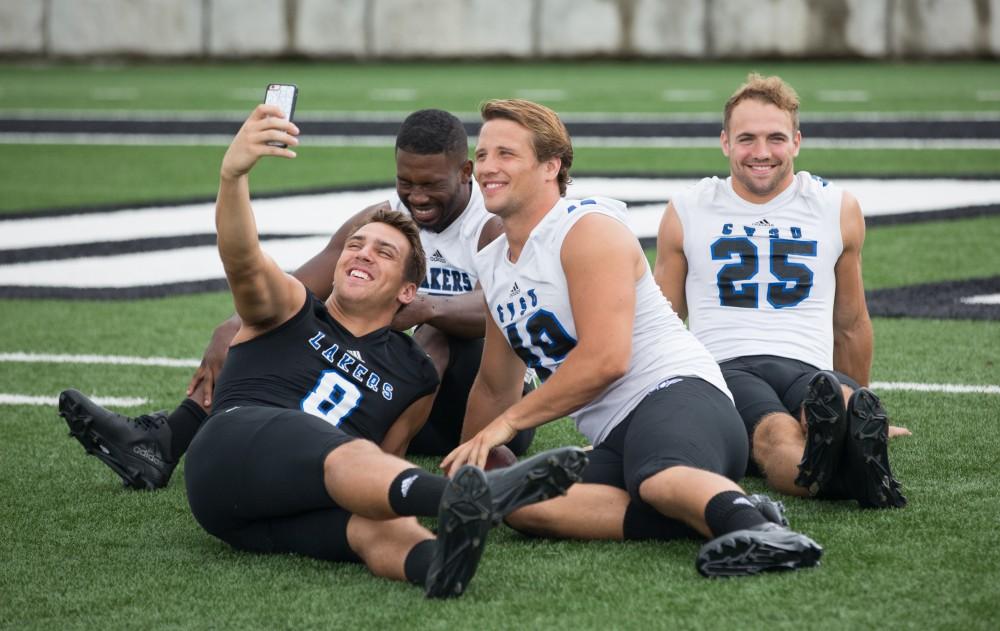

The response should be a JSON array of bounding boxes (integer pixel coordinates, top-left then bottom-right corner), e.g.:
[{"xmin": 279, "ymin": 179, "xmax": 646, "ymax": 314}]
[{"xmin": 211, "ymin": 293, "xmax": 439, "ymax": 444}]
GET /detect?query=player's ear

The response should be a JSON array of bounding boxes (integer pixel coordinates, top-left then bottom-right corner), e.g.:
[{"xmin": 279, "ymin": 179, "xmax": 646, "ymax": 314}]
[
  {"xmin": 543, "ymin": 156, "xmax": 561, "ymax": 182},
  {"xmin": 720, "ymin": 130, "xmax": 731, "ymax": 157},
  {"xmin": 792, "ymin": 130, "xmax": 802, "ymax": 158},
  {"xmin": 459, "ymin": 159, "xmax": 473, "ymax": 183},
  {"xmin": 397, "ymin": 282, "xmax": 417, "ymax": 306}
]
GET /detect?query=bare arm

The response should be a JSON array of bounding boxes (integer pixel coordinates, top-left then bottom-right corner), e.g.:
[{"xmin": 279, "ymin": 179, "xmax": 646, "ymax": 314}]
[
  {"xmin": 379, "ymin": 393, "xmax": 436, "ymax": 458},
  {"xmin": 216, "ymin": 105, "xmax": 304, "ymax": 337},
  {"xmin": 461, "ymin": 306, "xmax": 529, "ymax": 442},
  {"xmin": 832, "ymin": 191, "xmax": 873, "ymax": 386},
  {"xmin": 438, "ymin": 306, "xmax": 531, "ymax": 473},
  {"xmin": 442, "ymin": 214, "xmax": 641, "ymax": 470},
  {"xmin": 186, "ymin": 202, "xmax": 385, "ymax": 406},
  {"xmin": 652, "ymin": 201, "xmax": 689, "ymax": 320},
  {"xmin": 389, "ymin": 215, "xmax": 503, "ymax": 336}
]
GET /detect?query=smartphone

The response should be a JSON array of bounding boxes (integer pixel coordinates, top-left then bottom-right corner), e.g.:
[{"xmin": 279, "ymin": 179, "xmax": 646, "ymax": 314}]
[{"xmin": 263, "ymin": 83, "xmax": 298, "ymax": 147}]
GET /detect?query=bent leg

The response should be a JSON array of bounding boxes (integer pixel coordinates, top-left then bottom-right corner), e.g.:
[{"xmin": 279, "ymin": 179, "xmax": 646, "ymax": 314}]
[
  {"xmin": 751, "ymin": 412, "xmax": 811, "ymax": 497},
  {"xmin": 638, "ymin": 466, "xmax": 742, "ymax": 538},
  {"xmin": 505, "ymin": 483, "xmax": 629, "ymax": 540},
  {"xmin": 323, "ymin": 438, "xmax": 447, "ymax": 520},
  {"xmin": 346, "ymin": 514, "xmax": 434, "ymax": 581}
]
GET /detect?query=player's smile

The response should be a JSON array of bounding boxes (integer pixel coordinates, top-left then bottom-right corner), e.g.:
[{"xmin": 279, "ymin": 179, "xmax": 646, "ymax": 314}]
[
  {"xmin": 395, "ymin": 149, "xmax": 471, "ymax": 233},
  {"xmin": 722, "ymin": 99, "xmax": 800, "ymax": 204},
  {"xmin": 347, "ymin": 267, "xmax": 374, "ymax": 282}
]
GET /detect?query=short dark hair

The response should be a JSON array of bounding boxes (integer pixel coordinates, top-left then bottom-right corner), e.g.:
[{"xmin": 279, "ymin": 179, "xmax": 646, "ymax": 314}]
[
  {"xmin": 395, "ymin": 109, "xmax": 469, "ymax": 162},
  {"xmin": 480, "ymin": 99, "xmax": 574, "ymax": 195},
  {"xmin": 354, "ymin": 207, "xmax": 426, "ymax": 285}
]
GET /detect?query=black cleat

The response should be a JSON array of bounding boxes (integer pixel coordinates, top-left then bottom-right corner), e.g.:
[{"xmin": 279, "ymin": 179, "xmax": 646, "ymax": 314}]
[
  {"xmin": 486, "ymin": 446, "xmax": 588, "ymax": 523},
  {"xmin": 747, "ymin": 493, "xmax": 790, "ymax": 527},
  {"xmin": 844, "ymin": 388, "xmax": 907, "ymax": 509},
  {"xmin": 795, "ymin": 371, "xmax": 848, "ymax": 496},
  {"xmin": 425, "ymin": 465, "xmax": 493, "ymax": 598},
  {"xmin": 696, "ymin": 522, "xmax": 823, "ymax": 578},
  {"xmin": 58, "ymin": 389, "xmax": 174, "ymax": 490}
]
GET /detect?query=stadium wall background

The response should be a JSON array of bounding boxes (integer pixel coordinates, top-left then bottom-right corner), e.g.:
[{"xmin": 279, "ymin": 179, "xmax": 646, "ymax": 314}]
[{"xmin": 1, "ymin": 0, "xmax": 999, "ymax": 60}]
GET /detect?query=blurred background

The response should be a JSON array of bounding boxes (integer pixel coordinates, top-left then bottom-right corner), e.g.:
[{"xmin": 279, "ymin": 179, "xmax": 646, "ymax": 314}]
[
  {"xmin": 2, "ymin": 0, "xmax": 997, "ymax": 61},
  {"xmin": 2, "ymin": 3, "xmax": 999, "ymax": 629}
]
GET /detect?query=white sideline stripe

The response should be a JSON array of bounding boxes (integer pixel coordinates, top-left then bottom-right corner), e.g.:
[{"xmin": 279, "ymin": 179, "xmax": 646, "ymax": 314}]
[
  {"xmin": 4, "ymin": 132, "xmax": 1000, "ymax": 150},
  {"xmin": 5, "ymin": 109, "xmax": 1000, "ymax": 122},
  {"xmin": 0, "ymin": 353, "xmax": 995, "ymax": 396},
  {"xmin": 1, "ymin": 393, "xmax": 148, "ymax": 407},
  {"xmin": 0, "ymin": 352, "xmax": 199, "ymax": 368},
  {"xmin": 870, "ymin": 381, "xmax": 1000, "ymax": 395},
  {"xmin": 960, "ymin": 294, "xmax": 1000, "ymax": 305}
]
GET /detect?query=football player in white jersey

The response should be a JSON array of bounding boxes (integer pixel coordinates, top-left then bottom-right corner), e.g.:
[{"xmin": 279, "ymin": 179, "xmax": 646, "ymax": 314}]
[
  {"xmin": 442, "ymin": 98, "xmax": 822, "ymax": 577},
  {"xmin": 59, "ymin": 109, "xmax": 532, "ymax": 490},
  {"xmin": 654, "ymin": 73, "xmax": 907, "ymax": 509}
]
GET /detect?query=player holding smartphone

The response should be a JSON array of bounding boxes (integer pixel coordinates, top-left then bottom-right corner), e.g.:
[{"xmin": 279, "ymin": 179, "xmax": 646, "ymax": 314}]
[{"xmin": 263, "ymin": 83, "xmax": 298, "ymax": 147}]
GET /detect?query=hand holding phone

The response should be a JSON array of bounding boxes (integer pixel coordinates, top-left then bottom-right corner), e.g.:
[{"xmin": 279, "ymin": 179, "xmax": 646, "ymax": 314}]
[{"xmin": 263, "ymin": 83, "xmax": 298, "ymax": 147}]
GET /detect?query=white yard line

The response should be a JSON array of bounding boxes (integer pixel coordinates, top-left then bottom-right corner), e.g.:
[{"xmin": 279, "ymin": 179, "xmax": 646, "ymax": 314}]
[
  {"xmin": 0, "ymin": 352, "xmax": 199, "ymax": 368},
  {"xmin": 4, "ymin": 133, "xmax": 1000, "ymax": 150},
  {"xmin": 871, "ymin": 382, "xmax": 1000, "ymax": 395},
  {"xmin": 1, "ymin": 393, "xmax": 148, "ymax": 407},
  {"xmin": 4, "ymin": 109, "xmax": 1000, "ymax": 122},
  {"xmin": 960, "ymin": 294, "xmax": 1000, "ymax": 305},
  {"xmin": 0, "ymin": 354, "xmax": 995, "ymax": 403}
]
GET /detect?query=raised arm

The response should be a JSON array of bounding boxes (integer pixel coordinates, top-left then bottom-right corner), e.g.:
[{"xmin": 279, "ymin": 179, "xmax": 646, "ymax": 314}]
[
  {"xmin": 653, "ymin": 201, "xmax": 689, "ymax": 320},
  {"xmin": 187, "ymin": 202, "xmax": 386, "ymax": 407},
  {"xmin": 442, "ymin": 213, "xmax": 641, "ymax": 470},
  {"xmin": 832, "ymin": 191, "xmax": 873, "ymax": 386},
  {"xmin": 216, "ymin": 105, "xmax": 305, "ymax": 336}
]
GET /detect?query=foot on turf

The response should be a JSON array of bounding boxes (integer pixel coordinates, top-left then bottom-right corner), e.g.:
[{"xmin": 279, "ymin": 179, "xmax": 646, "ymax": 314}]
[
  {"xmin": 844, "ymin": 388, "xmax": 907, "ymax": 509},
  {"xmin": 795, "ymin": 371, "xmax": 848, "ymax": 495},
  {"xmin": 696, "ymin": 523, "xmax": 823, "ymax": 577},
  {"xmin": 58, "ymin": 389, "xmax": 174, "ymax": 490},
  {"xmin": 747, "ymin": 493, "xmax": 789, "ymax": 527},
  {"xmin": 425, "ymin": 465, "xmax": 493, "ymax": 598},
  {"xmin": 486, "ymin": 446, "xmax": 588, "ymax": 523}
]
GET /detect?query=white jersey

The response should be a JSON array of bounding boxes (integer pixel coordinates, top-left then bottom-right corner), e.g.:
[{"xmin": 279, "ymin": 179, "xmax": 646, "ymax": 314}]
[
  {"xmin": 476, "ymin": 197, "xmax": 731, "ymax": 446},
  {"xmin": 389, "ymin": 183, "xmax": 491, "ymax": 296},
  {"xmin": 674, "ymin": 171, "xmax": 844, "ymax": 370}
]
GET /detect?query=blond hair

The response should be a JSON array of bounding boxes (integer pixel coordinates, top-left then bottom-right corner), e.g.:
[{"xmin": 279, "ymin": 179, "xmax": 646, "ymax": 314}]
[
  {"xmin": 724, "ymin": 73, "xmax": 800, "ymax": 133},
  {"xmin": 480, "ymin": 98, "xmax": 574, "ymax": 195}
]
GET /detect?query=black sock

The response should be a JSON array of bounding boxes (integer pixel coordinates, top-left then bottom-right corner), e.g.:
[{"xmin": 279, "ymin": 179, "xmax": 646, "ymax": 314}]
[
  {"xmin": 165, "ymin": 398, "xmax": 208, "ymax": 462},
  {"xmin": 388, "ymin": 468, "xmax": 449, "ymax": 518},
  {"xmin": 704, "ymin": 491, "xmax": 769, "ymax": 537},
  {"xmin": 403, "ymin": 539, "xmax": 436, "ymax": 585},
  {"xmin": 623, "ymin": 502, "xmax": 699, "ymax": 541}
]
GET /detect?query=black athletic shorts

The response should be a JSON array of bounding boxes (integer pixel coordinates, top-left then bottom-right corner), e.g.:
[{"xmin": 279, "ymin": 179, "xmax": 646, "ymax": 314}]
[
  {"xmin": 581, "ymin": 377, "xmax": 747, "ymax": 502},
  {"xmin": 719, "ymin": 354, "xmax": 860, "ymax": 441},
  {"xmin": 185, "ymin": 405, "xmax": 361, "ymax": 563},
  {"xmin": 407, "ymin": 334, "xmax": 534, "ymax": 456}
]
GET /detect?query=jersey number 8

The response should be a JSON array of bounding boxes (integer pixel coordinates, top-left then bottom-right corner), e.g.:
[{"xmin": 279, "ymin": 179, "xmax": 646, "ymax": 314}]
[{"xmin": 301, "ymin": 370, "xmax": 362, "ymax": 426}]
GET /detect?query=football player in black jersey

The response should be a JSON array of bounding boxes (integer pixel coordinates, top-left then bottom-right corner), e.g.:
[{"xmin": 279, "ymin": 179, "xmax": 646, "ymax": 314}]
[
  {"xmin": 59, "ymin": 108, "xmax": 533, "ymax": 490},
  {"xmin": 151, "ymin": 104, "xmax": 585, "ymax": 597}
]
